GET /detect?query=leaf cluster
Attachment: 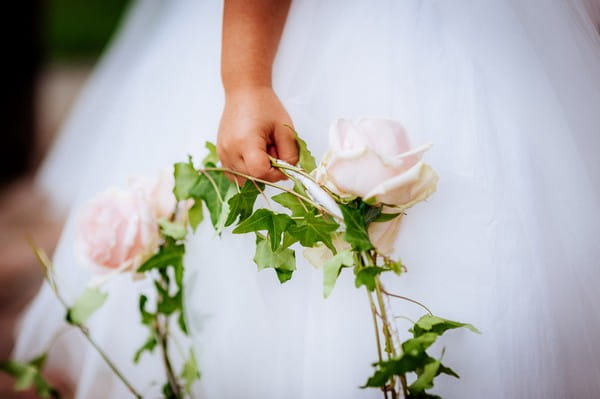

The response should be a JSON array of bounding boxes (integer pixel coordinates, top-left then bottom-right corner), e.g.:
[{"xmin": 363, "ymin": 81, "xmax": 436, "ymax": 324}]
[
  {"xmin": 0, "ymin": 354, "xmax": 60, "ymax": 398},
  {"xmin": 363, "ymin": 315, "xmax": 479, "ymax": 397}
]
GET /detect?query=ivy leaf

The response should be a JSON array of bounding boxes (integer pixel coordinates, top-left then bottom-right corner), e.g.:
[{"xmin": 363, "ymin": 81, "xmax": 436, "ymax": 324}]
[
  {"xmin": 233, "ymin": 209, "xmax": 294, "ymax": 251},
  {"xmin": 66, "ymin": 287, "xmax": 107, "ymax": 325},
  {"xmin": 202, "ymin": 141, "xmax": 219, "ymax": 167},
  {"xmin": 354, "ymin": 266, "xmax": 386, "ymax": 291},
  {"xmin": 189, "ymin": 170, "xmax": 233, "ymax": 229},
  {"xmin": 272, "ymin": 192, "xmax": 313, "ymax": 217},
  {"xmin": 438, "ymin": 363, "xmax": 460, "ymax": 379},
  {"xmin": 402, "ymin": 332, "xmax": 439, "ymax": 355},
  {"xmin": 413, "ymin": 315, "xmax": 480, "ymax": 338},
  {"xmin": 133, "ymin": 334, "xmax": 157, "ymax": 363},
  {"xmin": 290, "ymin": 127, "xmax": 316, "ymax": 172},
  {"xmin": 288, "ymin": 213, "xmax": 338, "ymax": 252},
  {"xmin": 225, "ymin": 181, "xmax": 263, "ymax": 226},
  {"xmin": 323, "ymin": 250, "xmax": 354, "ymax": 298},
  {"xmin": 362, "ymin": 204, "xmax": 382, "ymax": 225},
  {"xmin": 138, "ymin": 295, "xmax": 154, "ymax": 325},
  {"xmin": 188, "ymin": 200, "xmax": 204, "ymax": 231},
  {"xmin": 409, "ymin": 359, "xmax": 440, "ymax": 393},
  {"xmin": 159, "ymin": 219, "xmax": 187, "ymax": 240},
  {"xmin": 340, "ymin": 205, "xmax": 373, "ymax": 251},
  {"xmin": 0, "ymin": 358, "xmax": 59, "ymax": 398},
  {"xmin": 173, "ymin": 160, "xmax": 199, "ymax": 201},
  {"xmin": 374, "ymin": 212, "xmax": 403, "ymax": 222},
  {"xmin": 253, "ymin": 234, "xmax": 296, "ymax": 283},
  {"xmin": 138, "ymin": 242, "xmax": 185, "ymax": 274},
  {"xmin": 181, "ymin": 349, "xmax": 201, "ymax": 394}
]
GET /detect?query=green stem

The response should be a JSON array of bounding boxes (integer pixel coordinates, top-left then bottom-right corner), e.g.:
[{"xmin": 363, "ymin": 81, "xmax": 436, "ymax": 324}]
[
  {"xmin": 35, "ymin": 257, "xmax": 143, "ymax": 399},
  {"xmin": 78, "ymin": 325, "xmax": 142, "ymax": 398},
  {"xmin": 203, "ymin": 167, "xmax": 326, "ymax": 213}
]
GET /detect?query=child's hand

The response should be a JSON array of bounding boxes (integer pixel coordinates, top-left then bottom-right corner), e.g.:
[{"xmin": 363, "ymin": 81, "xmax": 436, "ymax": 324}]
[{"xmin": 217, "ymin": 86, "xmax": 298, "ymax": 183}]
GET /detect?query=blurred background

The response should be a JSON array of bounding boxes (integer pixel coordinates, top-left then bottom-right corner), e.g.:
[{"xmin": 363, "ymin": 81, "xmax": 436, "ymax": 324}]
[{"xmin": 0, "ymin": 1, "xmax": 129, "ymax": 397}]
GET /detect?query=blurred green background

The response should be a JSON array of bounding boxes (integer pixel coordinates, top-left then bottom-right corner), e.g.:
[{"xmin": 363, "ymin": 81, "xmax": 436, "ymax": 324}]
[{"xmin": 45, "ymin": 0, "xmax": 131, "ymax": 61}]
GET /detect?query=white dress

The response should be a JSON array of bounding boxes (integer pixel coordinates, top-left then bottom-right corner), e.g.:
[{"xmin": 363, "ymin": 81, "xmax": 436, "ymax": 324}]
[{"xmin": 15, "ymin": 1, "xmax": 600, "ymax": 398}]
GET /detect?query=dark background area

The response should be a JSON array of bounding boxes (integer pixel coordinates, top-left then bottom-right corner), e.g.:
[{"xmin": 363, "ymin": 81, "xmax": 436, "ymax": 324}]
[{"xmin": 0, "ymin": 1, "xmax": 129, "ymax": 397}]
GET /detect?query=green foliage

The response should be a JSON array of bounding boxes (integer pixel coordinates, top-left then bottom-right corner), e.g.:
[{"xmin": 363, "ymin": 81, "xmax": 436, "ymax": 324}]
[
  {"xmin": 159, "ymin": 219, "xmax": 187, "ymax": 241},
  {"xmin": 173, "ymin": 160, "xmax": 198, "ymax": 201},
  {"xmin": 189, "ymin": 171, "xmax": 233, "ymax": 229},
  {"xmin": 290, "ymin": 127, "xmax": 317, "ymax": 172},
  {"xmin": 253, "ymin": 234, "xmax": 296, "ymax": 283},
  {"xmin": 287, "ymin": 213, "xmax": 339, "ymax": 252},
  {"xmin": 181, "ymin": 349, "xmax": 201, "ymax": 394},
  {"xmin": 188, "ymin": 200, "xmax": 204, "ymax": 231},
  {"xmin": 363, "ymin": 314, "xmax": 478, "ymax": 397},
  {"xmin": 233, "ymin": 209, "xmax": 294, "ymax": 251},
  {"xmin": 374, "ymin": 212, "xmax": 403, "ymax": 222},
  {"xmin": 66, "ymin": 287, "xmax": 107, "ymax": 325},
  {"xmin": 412, "ymin": 315, "xmax": 480, "ymax": 337},
  {"xmin": 354, "ymin": 266, "xmax": 386, "ymax": 291},
  {"xmin": 322, "ymin": 250, "xmax": 354, "ymax": 297},
  {"xmin": 0, "ymin": 354, "xmax": 60, "ymax": 398},
  {"xmin": 133, "ymin": 334, "xmax": 157, "ymax": 363},
  {"xmin": 272, "ymin": 192, "xmax": 314, "ymax": 217},
  {"xmin": 202, "ymin": 142, "xmax": 219, "ymax": 167},
  {"xmin": 225, "ymin": 181, "xmax": 263, "ymax": 226},
  {"xmin": 340, "ymin": 204, "xmax": 373, "ymax": 251},
  {"xmin": 138, "ymin": 241, "xmax": 184, "ymax": 276}
]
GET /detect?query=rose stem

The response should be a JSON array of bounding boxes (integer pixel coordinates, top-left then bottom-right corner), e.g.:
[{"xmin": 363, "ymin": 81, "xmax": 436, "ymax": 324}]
[
  {"xmin": 30, "ymin": 243, "xmax": 143, "ymax": 399},
  {"xmin": 203, "ymin": 167, "xmax": 326, "ymax": 213}
]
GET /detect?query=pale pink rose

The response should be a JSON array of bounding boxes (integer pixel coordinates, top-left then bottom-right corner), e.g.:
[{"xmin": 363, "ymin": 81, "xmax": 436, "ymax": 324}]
[
  {"xmin": 367, "ymin": 214, "xmax": 403, "ymax": 256},
  {"xmin": 315, "ymin": 118, "xmax": 438, "ymax": 209},
  {"xmin": 77, "ymin": 187, "xmax": 160, "ymax": 273}
]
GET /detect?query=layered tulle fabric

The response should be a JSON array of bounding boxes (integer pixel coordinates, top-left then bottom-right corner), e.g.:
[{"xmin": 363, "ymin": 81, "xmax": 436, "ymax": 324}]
[{"xmin": 15, "ymin": 1, "xmax": 600, "ymax": 398}]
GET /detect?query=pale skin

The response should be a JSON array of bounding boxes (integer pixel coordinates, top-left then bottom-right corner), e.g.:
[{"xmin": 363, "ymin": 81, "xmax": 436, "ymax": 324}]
[{"xmin": 217, "ymin": 0, "xmax": 298, "ymax": 183}]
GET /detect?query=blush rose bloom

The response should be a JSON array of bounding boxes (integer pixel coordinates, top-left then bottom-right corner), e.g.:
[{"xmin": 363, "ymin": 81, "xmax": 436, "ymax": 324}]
[
  {"xmin": 77, "ymin": 186, "xmax": 160, "ymax": 273},
  {"xmin": 315, "ymin": 118, "xmax": 438, "ymax": 209}
]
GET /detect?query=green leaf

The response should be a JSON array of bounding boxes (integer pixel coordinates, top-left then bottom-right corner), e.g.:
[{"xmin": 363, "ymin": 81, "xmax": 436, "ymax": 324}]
[
  {"xmin": 354, "ymin": 266, "xmax": 386, "ymax": 291},
  {"xmin": 253, "ymin": 234, "xmax": 296, "ymax": 282},
  {"xmin": 362, "ymin": 204, "xmax": 382, "ymax": 225},
  {"xmin": 323, "ymin": 250, "xmax": 354, "ymax": 298},
  {"xmin": 233, "ymin": 209, "xmax": 294, "ymax": 251},
  {"xmin": 139, "ymin": 294, "xmax": 154, "ymax": 326},
  {"xmin": 272, "ymin": 192, "xmax": 314, "ymax": 217},
  {"xmin": 137, "ymin": 242, "xmax": 185, "ymax": 273},
  {"xmin": 188, "ymin": 200, "xmax": 204, "ymax": 231},
  {"xmin": 374, "ymin": 212, "xmax": 403, "ymax": 222},
  {"xmin": 413, "ymin": 315, "xmax": 480, "ymax": 337},
  {"xmin": 66, "ymin": 287, "xmax": 107, "ymax": 325},
  {"xmin": 409, "ymin": 359, "xmax": 440, "ymax": 392},
  {"xmin": 225, "ymin": 181, "xmax": 263, "ymax": 226},
  {"xmin": 181, "ymin": 349, "xmax": 201, "ymax": 394},
  {"xmin": 0, "ymin": 358, "xmax": 60, "ymax": 398},
  {"xmin": 173, "ymin": 160, "xmax": 199, "ymax": 201},
  {"xmin": 275, "ymin": 268, "xmax": 294, "ymax": 283},
  {"xmin": 402, "ymin": 333, "xmax": 439, "ymax": 355},
  {"xmin": 189, "ymin": 170, "xmax": 233, "ymax": 229},
  {"xmin": 178, "ymin": 311, "xmax": 189, "ymax": 335},
  {"xmin": 291, "ymin": 127, "xmax": 316, "ymax": 172},
  {"xmin": 159, "ymin": 219, "xmax": 187, "ymax": 240},
  {"xmin": 133, "ymin": 334, "xmax": 157, "ymax": 363},
  {"xmin": 287, "ymin": 213, "xmax": 339, "ymax": 252},
  {"xmin": 438, "ymin": 363, "xmax": 460, "ymax": 379},
  {"xmin": 202, "ymin": 141, "xmax": 219, "ymax": 167},
  {"xmin": 340, "ymin": 205, "xmax": 373, "ymax": 251}
]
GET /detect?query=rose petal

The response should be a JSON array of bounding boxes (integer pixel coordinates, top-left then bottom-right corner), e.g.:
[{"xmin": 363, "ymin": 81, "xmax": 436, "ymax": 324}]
[{"xmin": 364, "ymin": 162, "xmax": 439, "ymax": 208}]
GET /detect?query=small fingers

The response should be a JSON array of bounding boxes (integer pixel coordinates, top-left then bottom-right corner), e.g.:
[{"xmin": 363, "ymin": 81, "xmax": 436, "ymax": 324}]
[
  {"xmin": 243, "ymin": 147, "xmax": 285, "ymax": 182},
  {"xmin": 273, "ymin": 124, "xmax": 300, "ymax": 166}
]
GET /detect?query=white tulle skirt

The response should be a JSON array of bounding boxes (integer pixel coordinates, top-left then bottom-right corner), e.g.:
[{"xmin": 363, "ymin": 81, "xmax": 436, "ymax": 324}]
[{"xmin": 15, "ymin": 1, "xmax": 600, "ymax": 398}]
